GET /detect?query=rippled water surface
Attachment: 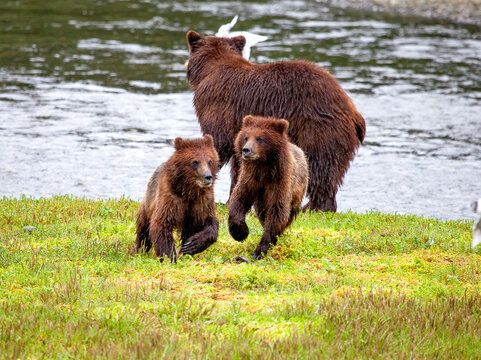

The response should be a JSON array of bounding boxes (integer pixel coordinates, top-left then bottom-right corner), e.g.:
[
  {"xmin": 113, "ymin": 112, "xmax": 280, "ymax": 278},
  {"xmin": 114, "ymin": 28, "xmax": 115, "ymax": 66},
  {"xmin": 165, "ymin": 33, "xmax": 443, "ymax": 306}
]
[{"xmin": 1, "ymin": 0, "xmax": 480, "ymax": 220}]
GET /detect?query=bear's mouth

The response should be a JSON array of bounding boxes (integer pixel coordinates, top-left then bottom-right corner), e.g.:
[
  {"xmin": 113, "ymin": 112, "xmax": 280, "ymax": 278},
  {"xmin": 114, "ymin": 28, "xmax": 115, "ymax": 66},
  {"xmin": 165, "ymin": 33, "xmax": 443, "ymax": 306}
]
[
  {"xmin": 242, "ymin": 154, "xmax": 259, "ymax": 161},
  {"xmin": 198, "ymin": 180, "xmax": 213, "ymax": 188}
]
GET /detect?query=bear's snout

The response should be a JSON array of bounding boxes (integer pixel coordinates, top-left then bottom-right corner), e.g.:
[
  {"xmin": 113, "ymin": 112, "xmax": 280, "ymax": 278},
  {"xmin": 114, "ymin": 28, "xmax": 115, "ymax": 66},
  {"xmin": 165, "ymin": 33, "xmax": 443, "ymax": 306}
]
[
  {"xmin": 242, "ymin": 145, "xmax": 259, "ymax": 161},
  {"xmin": 198, "ymin": 171, "xmax": 213, "ymax": 187},
  {"xmin": 204, "ymin": 174, "xmax": 213, "ymax": 184}
]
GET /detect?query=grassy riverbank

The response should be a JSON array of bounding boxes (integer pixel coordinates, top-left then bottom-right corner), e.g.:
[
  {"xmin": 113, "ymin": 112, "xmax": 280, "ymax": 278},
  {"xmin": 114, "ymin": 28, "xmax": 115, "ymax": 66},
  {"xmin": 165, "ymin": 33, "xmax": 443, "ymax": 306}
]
[{"xmin": 1, "ymin": 196, "xmax": 480, "ymax": 359}]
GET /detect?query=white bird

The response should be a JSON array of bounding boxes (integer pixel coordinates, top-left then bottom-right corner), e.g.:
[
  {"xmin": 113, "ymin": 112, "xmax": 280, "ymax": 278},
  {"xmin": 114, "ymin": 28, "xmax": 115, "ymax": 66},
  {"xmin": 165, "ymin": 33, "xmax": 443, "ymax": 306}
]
[
  {"xmin": 472, "ymin": 198, "xmax": 481, "ymax": 249},
  {"xmin": 215, "ymin": 16, "xmax": 267, "ymax": 60},
  {"xmin": 216, "ymin": 15, "xmax": 239, "ymax": 37}
]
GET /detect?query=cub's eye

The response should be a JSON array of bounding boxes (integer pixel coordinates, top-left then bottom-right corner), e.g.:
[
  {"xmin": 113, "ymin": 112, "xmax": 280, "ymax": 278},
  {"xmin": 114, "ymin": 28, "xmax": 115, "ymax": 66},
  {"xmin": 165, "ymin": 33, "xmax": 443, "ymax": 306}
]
[
  {"xmin": 191, "ymin": 160, "xmax": 199, "ymax": 168},
  {"xmin": 256, "ymin": 137, "xmax": 263, "ymax": 144},
  {"xmin": 208, "ymin": 160, "xmax": 213, "ymax": 167},
  {"xmin": 244, "ymin": 137, "xmax": 248, "ymax": 142}
]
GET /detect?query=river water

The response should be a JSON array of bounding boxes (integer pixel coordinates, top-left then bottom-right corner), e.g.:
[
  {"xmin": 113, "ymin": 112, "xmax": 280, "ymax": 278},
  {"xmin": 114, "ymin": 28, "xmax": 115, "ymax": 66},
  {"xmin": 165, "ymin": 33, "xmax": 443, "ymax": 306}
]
[{"xmin": 1, "ymin": 0, "xmax": 480, "ymax": 220}]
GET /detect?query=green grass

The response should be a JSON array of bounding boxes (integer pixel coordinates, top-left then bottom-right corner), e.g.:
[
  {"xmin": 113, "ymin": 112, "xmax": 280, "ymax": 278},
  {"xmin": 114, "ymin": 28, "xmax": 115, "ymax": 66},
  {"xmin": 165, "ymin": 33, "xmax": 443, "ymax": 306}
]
[{"xmin": 1, "ymin": 196, "xmax": 480, "ymax": 359}]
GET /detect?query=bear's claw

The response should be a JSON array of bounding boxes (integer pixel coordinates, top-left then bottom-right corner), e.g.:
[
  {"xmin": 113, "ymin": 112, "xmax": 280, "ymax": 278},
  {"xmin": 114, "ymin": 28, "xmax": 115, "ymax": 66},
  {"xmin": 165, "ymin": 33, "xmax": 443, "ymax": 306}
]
[
  {"xmin": 181, "ymin": 240, "xmax": 196, "ymax": 255},
  {"xmin": 252, "ymin": 250, "xmax": 265, "ymax": 260}
]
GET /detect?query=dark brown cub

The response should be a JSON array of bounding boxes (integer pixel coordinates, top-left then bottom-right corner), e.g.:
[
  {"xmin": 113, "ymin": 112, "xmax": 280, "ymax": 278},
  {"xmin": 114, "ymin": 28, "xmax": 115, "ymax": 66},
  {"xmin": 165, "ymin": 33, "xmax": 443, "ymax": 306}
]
[{"xmin": 136, "ymin": 135, "xmax": 219, "ymax": 261}]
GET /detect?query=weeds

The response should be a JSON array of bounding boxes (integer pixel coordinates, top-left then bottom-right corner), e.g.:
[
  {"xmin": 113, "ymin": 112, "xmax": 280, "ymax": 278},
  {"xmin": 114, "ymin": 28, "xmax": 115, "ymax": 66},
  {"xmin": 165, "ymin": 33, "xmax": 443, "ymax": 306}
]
[{"xmin": 0, "ymin": 196, "xmax": 479, "ymax": 359}]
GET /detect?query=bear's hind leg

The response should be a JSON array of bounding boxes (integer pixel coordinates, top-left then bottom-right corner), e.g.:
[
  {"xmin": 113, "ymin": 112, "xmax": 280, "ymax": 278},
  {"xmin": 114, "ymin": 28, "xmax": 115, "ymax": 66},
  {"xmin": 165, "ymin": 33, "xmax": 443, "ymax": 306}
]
[
  {"xmin": 304, "ymin": 187, "xmax": 337, "ymax": 213},
  {"xmin": 253, "ymin": 232, "xmax": 275, "ymax": 260},
  {"xmin": 149, "ymin": 223, "xmax": 177, "ymax": 262},
  {"xmin": 253, "ymin": 201, "xmax": 290, "ymax": 260},
  {"xmin": 135, "ymin": 208, "xmax": 152, "ymax": 253},
  {"xmin": 286, "ymin": 206, "xmax": 301, "ymax": 229},
  {"xmin": 303, "ymin": 152, "xmax": 339, "ymax": 212}
]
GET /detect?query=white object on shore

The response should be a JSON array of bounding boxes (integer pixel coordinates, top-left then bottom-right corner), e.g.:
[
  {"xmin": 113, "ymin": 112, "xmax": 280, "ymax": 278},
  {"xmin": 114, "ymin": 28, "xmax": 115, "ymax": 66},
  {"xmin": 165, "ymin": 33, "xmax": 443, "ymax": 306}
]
[
  {"xmin": 215, "ymin": 16, "xmax": 267, "ymax": 60},
  {"xmin": 472, "ymin": 198, "xmax": 481, "ymax": 249}
]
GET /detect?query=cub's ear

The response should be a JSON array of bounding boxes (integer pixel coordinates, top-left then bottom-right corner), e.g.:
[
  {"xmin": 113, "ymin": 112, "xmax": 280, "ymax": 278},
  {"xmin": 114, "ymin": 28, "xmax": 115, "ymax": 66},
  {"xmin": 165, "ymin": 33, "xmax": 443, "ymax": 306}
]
[
  {"xmin": 187, "ymin": 31, "xmax": 204, "ymax": 52},
  {"xmin": 232, "ymin": 35, "xmax": 246, "ymax": 53},
  {"xmin": 203, "ymin": 134, "xmax": 214, "ymax": 147},
  {"xmin": 174, "ymin": 137, "xmax": 185, "ymax": 150},
  {"xmin": 242, "ymin": 115, "xmax": 256, "ymax": 128},
  {"xmin": 271, "ymin": 119, "xmax": 289, "ymax": 134}
]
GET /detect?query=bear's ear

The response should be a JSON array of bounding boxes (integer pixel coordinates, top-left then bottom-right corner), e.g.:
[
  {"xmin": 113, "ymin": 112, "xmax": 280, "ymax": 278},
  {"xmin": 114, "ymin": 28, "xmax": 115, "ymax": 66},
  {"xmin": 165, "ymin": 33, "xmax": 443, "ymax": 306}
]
[
  {"xmin": 187, "ymin": 31, "xmax": 204, "ymax": 52},
  {"xmin": 270, "ymin": 119, "xmax": 289, "ymax": 134},
  {"xmin": 174, "ymin": 137, "xmax": 185, "ymax": 150},
  {"xmin": 232, "ymin": 35, "xmax": 246, "ymax": 53},
  {"xmin": 203, "ymin": 134, "xmax": 214, "ymax": 148},
  {"xmin": 242, "ymin": 115, "xmax": 255, "ymax": 128}
]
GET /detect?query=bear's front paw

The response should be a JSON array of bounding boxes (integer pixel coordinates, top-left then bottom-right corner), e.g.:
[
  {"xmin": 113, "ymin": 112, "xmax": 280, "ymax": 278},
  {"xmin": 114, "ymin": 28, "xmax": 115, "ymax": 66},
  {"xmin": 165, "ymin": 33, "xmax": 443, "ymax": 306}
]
[
  {"xmin": 181, "ymin": 234, "xmax": 201, "ymax": 255},
  {"xmin": 253, "ymin": 243, "xmax": 270, "ymax": 260},
  {"xmin": 180, "ymin": 240, "xmax": 197, "ymax": 255},
  {"xmin": 252, "ymin": 250, "xmax": 265, "ymax": 260},
  {"xmin": 229, "ymin": 221, "xmax": 249, "ymax": 242}
]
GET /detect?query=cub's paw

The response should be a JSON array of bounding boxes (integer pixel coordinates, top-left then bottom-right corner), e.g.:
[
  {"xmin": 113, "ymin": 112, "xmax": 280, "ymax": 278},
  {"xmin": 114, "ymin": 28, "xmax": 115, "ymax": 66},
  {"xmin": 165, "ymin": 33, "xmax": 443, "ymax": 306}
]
[
  {"xmin": 252, "ymin": 249, "xmax": 266, "ymax": 260},
  {"xmin": 252, "ymin": 244, "xmax": 269, "ymax": 260},
  {"xmin": 181, "ymin": 232, "xmax": 203, "ymax": 255},
  {"xmin": 228, "ymin": 221, "xmax": 249, "ymax": 242},
  {"xmin": 180, "ymin": 239, "xmax": 198, "ymax": 256}
]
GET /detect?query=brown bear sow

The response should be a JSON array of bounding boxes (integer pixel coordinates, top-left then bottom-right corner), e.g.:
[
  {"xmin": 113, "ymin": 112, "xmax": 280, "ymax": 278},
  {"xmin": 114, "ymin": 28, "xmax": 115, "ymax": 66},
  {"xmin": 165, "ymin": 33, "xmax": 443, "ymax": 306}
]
[
  {"xmin": 186, "ymin": 31, "xmax": 366, "ymax": 212},
  {"xmin": 229, "ymin": 116, "xmax": 308, "ymax": 260},
  {"xmin": 136, "ymin": 135, "xmax": 219, "ymax": 261}
]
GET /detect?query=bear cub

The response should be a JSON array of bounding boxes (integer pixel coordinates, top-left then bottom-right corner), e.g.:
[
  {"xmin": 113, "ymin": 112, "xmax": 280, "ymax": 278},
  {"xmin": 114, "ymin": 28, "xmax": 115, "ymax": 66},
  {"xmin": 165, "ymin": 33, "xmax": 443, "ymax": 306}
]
[
  {"xmin": 136, "ymin": 135, "xmax": 219, "ymax": 261},
  {"xmin": 228, "ymin": 116, "xmax": 309, "ymax": 260}
]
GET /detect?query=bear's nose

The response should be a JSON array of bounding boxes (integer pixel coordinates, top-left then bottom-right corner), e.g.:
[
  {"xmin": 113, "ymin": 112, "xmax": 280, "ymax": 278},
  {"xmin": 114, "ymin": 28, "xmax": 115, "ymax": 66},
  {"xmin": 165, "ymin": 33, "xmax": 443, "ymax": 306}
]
[
  {"xmin": 242, "ymin": 147, "xmax": 251, "ymax": 155},
  {"xmin": 204, "ymin": 174, "xmax": 212, "ymax": 183}
]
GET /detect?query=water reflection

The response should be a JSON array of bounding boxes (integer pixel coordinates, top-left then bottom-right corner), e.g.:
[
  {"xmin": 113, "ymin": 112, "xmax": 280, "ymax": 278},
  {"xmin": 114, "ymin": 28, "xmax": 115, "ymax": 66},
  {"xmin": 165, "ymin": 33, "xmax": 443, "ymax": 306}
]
[{"xmin": 0, "ymin": 0, "xmax": 480, "ymax": 220}]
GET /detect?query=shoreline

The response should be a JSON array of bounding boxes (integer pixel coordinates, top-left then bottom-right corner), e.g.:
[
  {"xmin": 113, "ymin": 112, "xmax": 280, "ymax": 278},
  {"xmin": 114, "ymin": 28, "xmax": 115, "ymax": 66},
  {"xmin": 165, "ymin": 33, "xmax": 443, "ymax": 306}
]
[{"xmin": 317, "ymin": 0, "xmax": 481, "ymax": 26}]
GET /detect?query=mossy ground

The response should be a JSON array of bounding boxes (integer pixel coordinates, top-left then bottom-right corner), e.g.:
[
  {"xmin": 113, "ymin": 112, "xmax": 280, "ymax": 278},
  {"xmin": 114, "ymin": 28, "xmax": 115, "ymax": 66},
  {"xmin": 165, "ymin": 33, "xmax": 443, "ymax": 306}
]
[{"xmin": 1, "ymin": 196, "xmax": 480, "ymax": 359}]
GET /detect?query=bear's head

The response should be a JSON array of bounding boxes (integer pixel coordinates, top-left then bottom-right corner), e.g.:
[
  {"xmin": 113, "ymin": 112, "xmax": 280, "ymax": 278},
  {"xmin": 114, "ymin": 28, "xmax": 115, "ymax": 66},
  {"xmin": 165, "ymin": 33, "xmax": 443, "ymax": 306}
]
[
  {"xmin": 185, "ymin": 31, "xmax": 246, "ymax": 88},
  {"xmin": 172, "ymin": 135, "xmax": 219, "ymax": 189},
  {"xmin": 235, "ymin": 115, "xmax": 289, "ymax": 164}
]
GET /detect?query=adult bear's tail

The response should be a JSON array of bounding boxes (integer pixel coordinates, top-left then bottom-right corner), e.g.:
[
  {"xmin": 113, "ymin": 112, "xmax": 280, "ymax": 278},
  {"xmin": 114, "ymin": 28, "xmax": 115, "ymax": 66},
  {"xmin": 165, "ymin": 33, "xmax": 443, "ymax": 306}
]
[{"xmin": 353, "ymin": 113, "xmax": 366, "ymax": 143}]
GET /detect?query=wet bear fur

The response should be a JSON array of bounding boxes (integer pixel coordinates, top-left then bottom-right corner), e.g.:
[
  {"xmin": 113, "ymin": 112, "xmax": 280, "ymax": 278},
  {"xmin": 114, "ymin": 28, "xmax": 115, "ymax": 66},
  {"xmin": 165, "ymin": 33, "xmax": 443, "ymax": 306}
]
[
  {"xmin": 186, "ymin": 30, "xmax": 365, "ymax": 212},
  {"xmin": 228, "ymin": 116, "xmax": 309, "ymax": 260},
  {"xmin": 136, "ymin": 135, "xmax": 219, "ymax": 261}
]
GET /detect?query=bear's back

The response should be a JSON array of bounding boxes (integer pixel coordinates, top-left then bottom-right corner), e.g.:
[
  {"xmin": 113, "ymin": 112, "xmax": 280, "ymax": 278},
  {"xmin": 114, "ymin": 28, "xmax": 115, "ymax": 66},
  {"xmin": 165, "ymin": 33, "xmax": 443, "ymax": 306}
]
[{"xmin": 194, "ymin": 58, "xmax": 363, "ymax": 141}]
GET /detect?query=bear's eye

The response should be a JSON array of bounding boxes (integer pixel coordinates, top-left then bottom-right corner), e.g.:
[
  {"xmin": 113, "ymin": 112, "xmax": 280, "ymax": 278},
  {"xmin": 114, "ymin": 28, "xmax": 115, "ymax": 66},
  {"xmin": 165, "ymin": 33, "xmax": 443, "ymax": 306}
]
[
  {"xmin": 191, "ymin": 160, "xmax": 199, "ymax": 168},
  {"xmin": 244, "ymin": 136, "xmax": 248, "ymax": 143},
  {"xmin": 208, "ymin": 160, "xmax": 213, "ymax": 167},
  {"xmin": 256, "ymin": 137, "xmax": 263, "ymax": 144}
]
